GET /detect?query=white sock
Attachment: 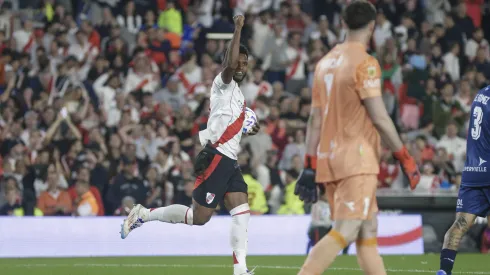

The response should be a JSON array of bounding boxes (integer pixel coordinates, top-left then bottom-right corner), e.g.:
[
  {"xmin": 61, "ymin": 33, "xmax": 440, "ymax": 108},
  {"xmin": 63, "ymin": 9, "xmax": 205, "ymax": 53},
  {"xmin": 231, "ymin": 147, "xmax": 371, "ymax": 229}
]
[
  {"xmin": 229, "ymin": 203, "xmax": 250, "ymax": 274},
  {"xmin": 145, "ymin": 205, "xmax": 193, "ymax": 225}
]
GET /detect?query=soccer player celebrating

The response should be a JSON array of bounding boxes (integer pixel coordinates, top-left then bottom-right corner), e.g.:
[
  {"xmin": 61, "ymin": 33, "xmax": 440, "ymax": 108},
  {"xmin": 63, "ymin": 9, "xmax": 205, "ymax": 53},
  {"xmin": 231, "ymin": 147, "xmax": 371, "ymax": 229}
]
[
  {"xmin": 294, "ymin": 1, "xmax": 420, "ymax": 274},
  {"xmin": 436, "ymin": 89, "xmax": 490, "ymax": 272},
  {"xmin": 120, "ymin": 15, "xmax": 258, "ymax": 275}
]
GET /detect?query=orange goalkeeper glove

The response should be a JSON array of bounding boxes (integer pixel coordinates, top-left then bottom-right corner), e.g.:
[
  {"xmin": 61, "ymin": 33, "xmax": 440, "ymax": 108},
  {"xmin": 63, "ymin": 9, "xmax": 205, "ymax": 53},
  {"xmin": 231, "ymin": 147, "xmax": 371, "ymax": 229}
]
[{"xmin": 393, "ymin": 146, "xmax": 421, "ymax": 190}]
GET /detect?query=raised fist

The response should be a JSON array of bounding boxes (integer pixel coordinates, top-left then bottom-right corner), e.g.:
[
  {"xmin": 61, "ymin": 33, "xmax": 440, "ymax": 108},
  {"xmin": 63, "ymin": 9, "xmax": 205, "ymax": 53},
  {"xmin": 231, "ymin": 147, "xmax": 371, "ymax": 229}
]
[{"xmin": 233, "ymin": 14, "xmax": 245, "ymax": 29}]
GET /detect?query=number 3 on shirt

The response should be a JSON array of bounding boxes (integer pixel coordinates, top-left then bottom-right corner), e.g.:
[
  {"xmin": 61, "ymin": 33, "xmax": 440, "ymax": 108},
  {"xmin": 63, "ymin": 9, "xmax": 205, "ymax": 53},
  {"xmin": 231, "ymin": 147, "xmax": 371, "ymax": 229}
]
[
  {"xmin": 472, "ymin": 106, "xmax": 483, "ymax": 140},
  {"xmin": 323, "ymin": 74, "xmax": 334, "ymax": 116}
]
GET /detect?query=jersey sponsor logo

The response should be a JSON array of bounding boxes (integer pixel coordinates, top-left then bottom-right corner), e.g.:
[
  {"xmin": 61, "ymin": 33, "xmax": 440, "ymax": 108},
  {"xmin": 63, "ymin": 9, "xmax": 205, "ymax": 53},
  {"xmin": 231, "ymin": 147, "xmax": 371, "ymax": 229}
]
[
  {"xmin": 206, "ymin": 192, "xmax": 216, "ymax": 204},
  {"xmin": 479, "ymin": 157, "xmax": 487, "ymax": 166},
  {"xmin": 363, "ymin": 78, "xmax": 381, "ymax": 88},
  {"xmin": 367, "ymin": 66, "xmax": 377, "ymax": 78},
  {"xmin": 475, "ymin": 94, "xmax": 490, "ymax": 105},
  {"xmin": 463, "ymin": 166, "xmax": 487, "ymax": 172},
  {"xmin": 322, "ymin": 55, "xmax": 343, "ymax": 69}
]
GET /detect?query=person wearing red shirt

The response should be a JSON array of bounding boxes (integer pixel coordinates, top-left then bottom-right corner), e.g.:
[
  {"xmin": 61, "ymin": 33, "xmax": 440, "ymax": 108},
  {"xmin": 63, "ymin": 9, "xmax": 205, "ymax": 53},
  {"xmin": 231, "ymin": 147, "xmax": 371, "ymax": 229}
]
[
  {"xmin": 377, "ymin": 148, "xmax": 399, "ymax": 188},
  {"xmin": 81, "ymin": 20, "xmax": 101, "ymax": 50}
]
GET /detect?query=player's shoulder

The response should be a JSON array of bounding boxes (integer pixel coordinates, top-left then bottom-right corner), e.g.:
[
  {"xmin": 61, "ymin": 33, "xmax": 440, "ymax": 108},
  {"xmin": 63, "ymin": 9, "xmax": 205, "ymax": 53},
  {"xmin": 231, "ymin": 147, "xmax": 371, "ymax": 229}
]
[
  {"xmin": 473, "ymin": 85, "xmax": 490, "ymax": 107},
  {"xmin": 316, "ymin": 44, "xmax": 377, "ymax": 71},
  {"xmin": 356, "ymin": 52, "xmax": 380, "ymax": 70},
  {"xmin": 314, "ymin": 45, "xmax": 344, "ymax": 73},
  {"xmin": 354, "ymin": 53, "xmax": 381, "ymax": 82},
  {"xmin": 212, "ymin": 72, "xmax": 237, "ymax": 93},
  {"xmin": 478, "ymin": 85, "xmax": 490, "ymax": 94}
]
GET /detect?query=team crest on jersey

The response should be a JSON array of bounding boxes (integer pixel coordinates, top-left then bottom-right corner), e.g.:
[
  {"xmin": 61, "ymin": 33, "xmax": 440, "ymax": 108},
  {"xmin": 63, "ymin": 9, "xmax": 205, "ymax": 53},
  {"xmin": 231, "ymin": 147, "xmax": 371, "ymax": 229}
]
[
  {"xmin": 367, "ymin": 66, "xmax": 376, "ymax": 78},
  {"xmin": 206, "ymin": 192, "xmax": 216, "ymax": 204}
]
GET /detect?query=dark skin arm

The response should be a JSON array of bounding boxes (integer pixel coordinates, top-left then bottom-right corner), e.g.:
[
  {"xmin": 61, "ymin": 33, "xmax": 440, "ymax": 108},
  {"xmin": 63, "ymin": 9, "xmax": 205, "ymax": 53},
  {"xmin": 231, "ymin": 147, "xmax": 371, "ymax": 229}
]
[
  {"xmin": 246, "ymin": 124, "xmax": 260, "ymax": 136},
  {"xmin": 221, "ymin": 15, "xmax": 244, "ymax": 84}
]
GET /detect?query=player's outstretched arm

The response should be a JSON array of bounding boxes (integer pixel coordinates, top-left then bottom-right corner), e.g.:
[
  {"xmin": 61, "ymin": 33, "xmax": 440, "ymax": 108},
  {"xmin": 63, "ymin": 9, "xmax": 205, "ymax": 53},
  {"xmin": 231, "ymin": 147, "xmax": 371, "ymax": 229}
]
[
  {"xmin": 221, "ymin": 15, "xmax": 244, "ymax": 84},
  {"xmin": 364, "ymin": 97, "xmax": 420, "ymax": 190}
]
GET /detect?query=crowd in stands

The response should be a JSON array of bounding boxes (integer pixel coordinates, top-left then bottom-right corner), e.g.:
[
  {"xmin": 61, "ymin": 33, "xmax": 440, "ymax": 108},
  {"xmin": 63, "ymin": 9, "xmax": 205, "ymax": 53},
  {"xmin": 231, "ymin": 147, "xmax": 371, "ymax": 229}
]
[{"xmin": 0, "ymin": 0, "xmax": 488, "ymax": 217}]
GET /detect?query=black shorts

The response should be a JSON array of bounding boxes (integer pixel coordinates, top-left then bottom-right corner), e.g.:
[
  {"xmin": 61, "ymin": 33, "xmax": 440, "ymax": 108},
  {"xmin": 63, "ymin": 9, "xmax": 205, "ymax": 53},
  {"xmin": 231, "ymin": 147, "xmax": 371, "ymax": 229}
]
[{"xmin": 193, "ymin": 145, "xmax": 248, "ymax": 209}]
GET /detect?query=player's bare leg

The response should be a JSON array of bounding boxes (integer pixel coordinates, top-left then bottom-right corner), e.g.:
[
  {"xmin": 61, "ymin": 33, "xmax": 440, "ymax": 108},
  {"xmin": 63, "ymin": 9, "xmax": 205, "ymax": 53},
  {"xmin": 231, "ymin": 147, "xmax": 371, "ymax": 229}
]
[
  {"xmin": 224, "ymin": 192, "xmax": 252, "ymax": 275},
  {"xmin": 356, "ymin": 218, "xmax": 386, "ymax": 275},
  {"xmin": 298, "ymin": 220, "xmax": 362, "ymax": 275},
  {"xmin": 120, "ymin": 201, "xmax": 214, "ymax": 239},
  {"xmin": 437, "ymin": 212, "xmax": 476, "ymax": 275}
]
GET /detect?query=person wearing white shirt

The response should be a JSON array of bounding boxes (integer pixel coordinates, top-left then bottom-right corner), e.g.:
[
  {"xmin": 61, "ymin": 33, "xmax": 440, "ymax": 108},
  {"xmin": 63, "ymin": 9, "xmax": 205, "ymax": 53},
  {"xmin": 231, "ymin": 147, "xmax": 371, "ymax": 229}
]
[
  {"xmin": 116, "ymin": 1, "xmax": 142, "ymax": 34},
  {"xmin": 307, "ymin": 186, "xmax": 333, "ymax": 252},
  {"xmin": 67, "ymin": 31, "xmax": 99, "ymax": 63},
  {"xmin": 425, "ymin": 0, "xmax": 451, "ymax": 24},
  {"xmin": 373, "ymin": 12, "xmax": 392, "ymax": 51},
  {"xmin": 455, "ymin": 79, "xmax": 473, "ymax": 114},
  {"xmin": 234, "ymin": 0, "xmax": 267, "ymax": 16},
  {"xmin": 437, "ymin": 122, "xmax": 467, "ymax": 172},
  {"xmin": 310, "ymin": 15, "xmax": 337, "ymax": 50},
  {"xmin": 285, "ymin": 32, "xmax": 308, "ymax": 95},
  {"xmin": 197, "ymin": 0, "xmax": 214, "ymax": 28},
  {"xmin": 93, "ymin": 72, "xmax": 122, "ymax": 117},
  {"xmin": 240, "ymin": 67, "xmax": 273, "ymax": 106},
  {"xmin": 175, "ymin": 51, "xmax": 203, "ymax": 96},
  {"xmin": 124, "ymin": 53, "xmax": 160, "ymax": 94},
  {"xmin": 251, "ymin": 11, "xmax": 271, "ymax": 59},
  {"xmin": 443, "ymin": 43, "xmax": 461, "ymax": 82},
  {"xmin": 12, "ymin": 19, "xmax": 34, "ymax": 53},
  {"xmin": 465, "ymin": 28, "xmax": 490, "ymax": 62},
  {"xmin": 121, "ymin": 16, "xmax": 259, "ymax": 275}
]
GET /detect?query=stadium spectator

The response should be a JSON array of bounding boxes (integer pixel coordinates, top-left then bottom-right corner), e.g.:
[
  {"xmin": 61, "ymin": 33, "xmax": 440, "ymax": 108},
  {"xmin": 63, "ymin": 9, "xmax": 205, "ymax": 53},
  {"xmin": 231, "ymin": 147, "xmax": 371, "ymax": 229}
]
[
  {"xmin": 0, "ymin": 176, "xmax": 20, "ymax": 215},
  {"xmin": 106, "ymin": 155, "xmax": 148, "ymax": 214},
  {"xmin": 36, "ymin": 163, "xmax": 72, "ymax": 216},
  {"xmin": 158, "ymin": 1, "xmax": 183, "ymax": 36},
  {"xmin": 415, "ymin": 161, "xmax": 441, "ymax": 191},
  {"xmin": 114, "ymin": 196, "xmax": 135, "ymax": 216},
  {"xmin": 74, "ymin": 179, "xmax": 98, "ymax": 216},
  {"xmin": 144, "ymin": 166, "xmax": 164, "ymax": 208},
  {"xmin": 307, "ymin": 185, "xmax": 332, "ymax": 251},
  {"xmin": 437, "ymin": 122, "xmax": 467, "ymax": 172},
  {"xmin": 117, "ymin": 1, "xmax": 142, "ymax": 35},
  {"xmin": 465, "ymin": 28, "xmax": 489, "ymax": 63},
  {"xmin": 277, "ymin": 169, "xmax": 304, "ymax": 215},
  {"xmin": 378, "ymin": 148, "xmax": 399, "ymax": 189},
  {"xmin": 0, "ymin": 0, "xmax": 487, "ymax": 225}
]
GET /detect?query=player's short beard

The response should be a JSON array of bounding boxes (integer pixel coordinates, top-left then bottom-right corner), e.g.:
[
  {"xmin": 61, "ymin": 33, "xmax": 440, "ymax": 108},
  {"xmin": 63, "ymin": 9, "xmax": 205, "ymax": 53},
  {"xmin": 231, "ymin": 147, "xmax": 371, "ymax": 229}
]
[{"xmin": 233, "ymin": 72, "xmax": 247, "ymax": 83}]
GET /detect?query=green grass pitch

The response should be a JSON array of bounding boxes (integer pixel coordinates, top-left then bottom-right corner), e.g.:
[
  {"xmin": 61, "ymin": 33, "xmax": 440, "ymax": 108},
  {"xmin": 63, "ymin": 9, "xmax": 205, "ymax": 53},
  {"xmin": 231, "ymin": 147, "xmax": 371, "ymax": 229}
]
[{"xmin": 1, "ymin": 254, "xmax": 489, "ymax": 275}]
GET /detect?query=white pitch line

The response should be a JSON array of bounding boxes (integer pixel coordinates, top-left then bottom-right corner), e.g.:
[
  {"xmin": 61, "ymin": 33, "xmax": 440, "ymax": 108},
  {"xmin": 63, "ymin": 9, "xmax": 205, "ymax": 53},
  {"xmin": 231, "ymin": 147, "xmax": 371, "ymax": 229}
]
[{"xmin": 5, "ymin": 263, "xmax": 490, "ymax": 274}]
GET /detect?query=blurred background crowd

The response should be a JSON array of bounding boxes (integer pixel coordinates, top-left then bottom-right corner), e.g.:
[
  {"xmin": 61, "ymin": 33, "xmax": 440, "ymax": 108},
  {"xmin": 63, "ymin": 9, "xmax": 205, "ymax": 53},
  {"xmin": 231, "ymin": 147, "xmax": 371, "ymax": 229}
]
[{"xmin": 0, "ymin": 0, "xmax": 488, "ymax": 221}]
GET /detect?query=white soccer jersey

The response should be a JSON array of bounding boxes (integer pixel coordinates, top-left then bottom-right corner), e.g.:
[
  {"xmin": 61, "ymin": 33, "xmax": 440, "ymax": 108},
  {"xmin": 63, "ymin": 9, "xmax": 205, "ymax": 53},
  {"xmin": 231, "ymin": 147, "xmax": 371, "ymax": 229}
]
[{"xmin": 199, "ymin": 73, "xmax": 246, "ymax": 160}]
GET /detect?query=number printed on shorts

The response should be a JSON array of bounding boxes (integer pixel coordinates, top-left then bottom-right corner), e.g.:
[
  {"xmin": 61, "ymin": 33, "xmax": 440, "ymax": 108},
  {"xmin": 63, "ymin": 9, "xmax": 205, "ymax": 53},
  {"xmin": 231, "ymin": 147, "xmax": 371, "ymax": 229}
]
[
  {"xmin": 363, "ymin": 197, "xmax": 370, "ymax": 218},
  {"xmin": 472, "ymin": 106, "xmax": 484, "ymax": 140}
]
